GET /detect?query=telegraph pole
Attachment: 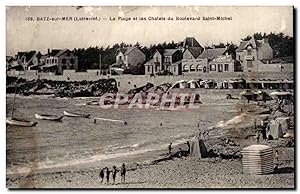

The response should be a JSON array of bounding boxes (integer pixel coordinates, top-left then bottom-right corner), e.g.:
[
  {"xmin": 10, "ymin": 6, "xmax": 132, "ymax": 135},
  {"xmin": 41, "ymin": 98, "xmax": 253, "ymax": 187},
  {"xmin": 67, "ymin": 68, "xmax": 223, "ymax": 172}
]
[{"xmin": 99, "ymin": 53, "xmax": 102, "ymax": 76}]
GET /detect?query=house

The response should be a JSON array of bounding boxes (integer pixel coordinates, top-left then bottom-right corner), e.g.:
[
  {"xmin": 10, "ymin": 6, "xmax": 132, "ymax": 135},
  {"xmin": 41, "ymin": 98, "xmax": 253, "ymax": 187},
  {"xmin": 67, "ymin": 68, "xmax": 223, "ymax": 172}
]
[
  {"xmin": 236, "ymin": 36, "xmax": 273, "ymax": 72},
  {"xmin": 144, "ymin": 49, "xmax": 163, "ymax": 75},
  {"xmin": 208, "ymin": 53, "xmax": 235, "ymax": 73},
  {"xmin": 163, "ymin": 49, "xmax": 183, "ymax": 75},
  {"xmin": 42, "ymin": 49, "xmax": 78, "ymax": 75},
  {"xmin": 181, "ymin": 37, "xmax": 207, "ymax": 73},
  {"xmin": 115, "ymin": 47, "xmax": 146, "ymax": 69},
  {"xmin": 145, "ymin": 49, "xmax": 183, "ymax": 75},
  {"xmin": 6, "ymin": 56, "xmax": 14, "ymax": 70},
  {"xmin": 8, "ymin": 51, "xmax": 42, "ymax": 71}
]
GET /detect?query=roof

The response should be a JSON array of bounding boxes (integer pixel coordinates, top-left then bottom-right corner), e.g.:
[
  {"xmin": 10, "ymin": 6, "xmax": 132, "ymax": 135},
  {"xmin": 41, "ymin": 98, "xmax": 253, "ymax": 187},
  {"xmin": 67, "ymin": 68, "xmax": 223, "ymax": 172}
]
[
  {"xmin": 186, "ymin": 47, "xmax": 203, "ymax": 58},
  {"xmin": 198, "ymin": 47, "xmax": 227, "ymax": 60},
  {"xmin": 242, "ymin": 144, "xmax": 272, "ymax": 152},
  {"xmin": 183, "ymin": 37, "xmax": 202, "ymax": 48},
  {"xmin": 118, "ymin": 47, "xmax": 139, "ymax": 56},
  {"xmin": 164, "ymin": 49, "xmax": 180, "ymax": 56},
  {"xmin": 236, "ymin": 36, "xmax": 268, "ymax": 52}
]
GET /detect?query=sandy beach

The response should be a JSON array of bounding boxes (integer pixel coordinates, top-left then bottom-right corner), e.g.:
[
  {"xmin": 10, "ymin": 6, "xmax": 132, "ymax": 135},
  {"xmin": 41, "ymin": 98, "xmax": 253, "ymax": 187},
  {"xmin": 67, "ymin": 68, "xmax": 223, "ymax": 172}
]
[{"xmin": 6, "ymin": 89, "xmax": 295, "ymax": 189}]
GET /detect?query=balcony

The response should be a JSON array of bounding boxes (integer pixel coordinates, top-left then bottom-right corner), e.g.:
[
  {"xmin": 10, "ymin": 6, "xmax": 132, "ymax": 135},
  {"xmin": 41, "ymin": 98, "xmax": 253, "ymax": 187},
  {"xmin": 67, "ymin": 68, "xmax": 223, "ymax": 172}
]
[{"xmin": 245, "ymin": 55, "xmax": 254, "ymax": 61}]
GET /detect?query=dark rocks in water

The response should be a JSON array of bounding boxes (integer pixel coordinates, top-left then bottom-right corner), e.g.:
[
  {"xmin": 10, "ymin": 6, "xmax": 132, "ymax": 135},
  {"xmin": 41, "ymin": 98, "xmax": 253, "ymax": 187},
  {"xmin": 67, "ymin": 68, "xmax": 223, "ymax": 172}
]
[{"xmin": 6, "ymin": 76, "xmax": 118, "ymax": 98}]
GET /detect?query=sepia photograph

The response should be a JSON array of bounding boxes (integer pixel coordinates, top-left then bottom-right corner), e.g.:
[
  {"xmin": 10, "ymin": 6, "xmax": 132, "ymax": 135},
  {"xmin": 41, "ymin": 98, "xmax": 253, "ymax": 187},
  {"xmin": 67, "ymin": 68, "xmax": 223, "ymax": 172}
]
[{"xmin": 5, "ymin": 6, "xmax": 295, "ymax": 189}]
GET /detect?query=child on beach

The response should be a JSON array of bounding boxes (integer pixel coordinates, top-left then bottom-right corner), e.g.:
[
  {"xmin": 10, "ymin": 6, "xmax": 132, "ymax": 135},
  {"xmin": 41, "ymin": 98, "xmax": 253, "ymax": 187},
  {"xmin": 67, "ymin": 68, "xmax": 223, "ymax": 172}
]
[
  {"xmin": 99, "ymin": 168, "xmax": 105, "ymax": 183},
  {"xmin": 168, "ymin": 143, "xmax": 172, "ymax": 155},
  {"xmin": 120, "ymin": 163, "xmax": 126, "ymax": 183},
  {"xmin": 106, "ymin": 167, "xmax": 111, "ymax": 184},
  {"xmin": 112, "ymin": 166, "xmax": 118, "ymax": 185}
]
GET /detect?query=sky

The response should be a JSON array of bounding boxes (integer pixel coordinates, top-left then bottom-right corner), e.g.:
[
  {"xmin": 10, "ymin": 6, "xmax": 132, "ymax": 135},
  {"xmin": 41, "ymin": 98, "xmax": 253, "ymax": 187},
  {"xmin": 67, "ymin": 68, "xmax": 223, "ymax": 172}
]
[{"xmin": 6, "ymin": 6, "xmax": 293, "ymax": 55}]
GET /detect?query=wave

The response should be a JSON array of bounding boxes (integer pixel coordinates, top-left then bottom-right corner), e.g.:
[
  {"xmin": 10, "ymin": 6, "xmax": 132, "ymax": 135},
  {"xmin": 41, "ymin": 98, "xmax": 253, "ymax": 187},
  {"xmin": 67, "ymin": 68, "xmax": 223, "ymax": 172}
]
[{"xmin": 7, "ymin": 134, "xmax": 191, "ymax": 176}]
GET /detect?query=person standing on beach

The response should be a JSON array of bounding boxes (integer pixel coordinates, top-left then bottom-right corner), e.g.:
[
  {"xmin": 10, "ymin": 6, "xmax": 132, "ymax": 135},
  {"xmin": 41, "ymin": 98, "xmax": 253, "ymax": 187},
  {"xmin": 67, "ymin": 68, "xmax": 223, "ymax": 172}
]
[
  {"xmin": 99, "ymin": 168, "xmax": 105, "ymax": 183},
  {"xmin": 112, "ymin": 166, "xmax": 118, "ymax": 185},
  {"xmin": 106, "ymin": 167, "xmax": 111, "ymax": 184},
  {"xmin": 120, "ymin": 163, "xmax": 126, "ymax": 183},
  {"xmin": 185, "ymin": 141, "xmax": 190, "ymax": 154},
  {"xmin": 168, "ymin": 143, "xmax": 172, "ymax": 155}
]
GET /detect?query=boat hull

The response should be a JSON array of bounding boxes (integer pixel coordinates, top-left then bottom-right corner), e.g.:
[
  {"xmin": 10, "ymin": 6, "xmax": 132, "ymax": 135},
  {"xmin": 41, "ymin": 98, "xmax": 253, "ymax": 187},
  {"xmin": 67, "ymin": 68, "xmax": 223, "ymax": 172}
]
[
  {"xmin": 35, "ymin": 114, "xmax": 64, "ymax": 121},
  {"xmin": 63, "ymin": 111, "xmax": 90, "ymax": 118},
  {"xmin": 6, "ymin": 118, "xmax": 37, "ymax": 127}
]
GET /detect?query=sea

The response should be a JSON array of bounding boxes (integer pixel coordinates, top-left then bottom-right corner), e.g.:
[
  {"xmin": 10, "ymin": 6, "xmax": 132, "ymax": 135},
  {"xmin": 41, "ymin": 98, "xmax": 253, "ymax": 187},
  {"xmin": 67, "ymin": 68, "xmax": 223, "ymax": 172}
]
[{"xmin": 6, "ymin": 95, "xmax": 237, "ymax": 176}]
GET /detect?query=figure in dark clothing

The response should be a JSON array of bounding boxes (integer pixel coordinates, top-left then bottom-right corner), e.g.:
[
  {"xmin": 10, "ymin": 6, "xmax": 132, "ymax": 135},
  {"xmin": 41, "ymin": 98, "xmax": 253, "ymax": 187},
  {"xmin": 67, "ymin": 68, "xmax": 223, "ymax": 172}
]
[
  {"xmin": 120, "ymin": 163, "xmax": 126, "ymax": 183},
  {"xmin": 256, "ymin": 130, "xmax": 260, "ymax": 143},
  {"xmin": 168, "ymin": 143, "xmax": 172, "ymax": 155},
  {"xmin": 112, "ymin": 166, "xmax": 118, "ymax": 185},
  {"xmin": 185, "ymin": 141, "xmax": 190, "ymax": 153},
  {"xmin": 261, "ymin": 127, "xmax": 267, "ymax": 140},
  {"xmin": 106, "ymin": 167, "xmax": 111, "ymax": 184},
  {"xmin": 275, "ymin": 149, "xmax": 279, "ymax": 163},
  {"xmin": 99, "ymin": 168, "xmax": 105, "ymax": 183}
]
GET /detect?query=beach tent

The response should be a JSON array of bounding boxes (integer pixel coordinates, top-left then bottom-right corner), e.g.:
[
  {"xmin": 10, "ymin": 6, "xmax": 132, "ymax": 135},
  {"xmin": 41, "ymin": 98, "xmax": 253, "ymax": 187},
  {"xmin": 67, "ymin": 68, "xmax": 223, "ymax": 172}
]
[
  {"xmin": 169, "ymin": 80, "xmax": 188, "ymax": 89},
  {"xmin": 269, "ymin": 120, "xmax": 284, "ymax": 139},
  {"xmin": 187, "ymin": 80, "xmax": 200, "ymax": 88},
  {"xmin": 189, "ymin": 138, "xmax": 208, "ymax": 158},
  {"xmin": 270, "ymin": 91, "xmax": 293, "ymax": 100},
  {"xmin": 240, "ymin": 90, "xmax": 255, "ymax": 101},
  {"xmin": 275, "ymin": 117, "xmax": 290, "ymax": 134}
]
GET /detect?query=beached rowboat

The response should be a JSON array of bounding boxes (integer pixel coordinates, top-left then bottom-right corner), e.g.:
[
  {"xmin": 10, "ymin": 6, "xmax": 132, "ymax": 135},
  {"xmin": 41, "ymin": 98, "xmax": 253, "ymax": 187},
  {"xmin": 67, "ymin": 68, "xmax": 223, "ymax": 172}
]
[
  {"xmin": 6, "ymin": 118, "xmax": 38, "ymax": 127},
  {"xmin": 63, "ymin": 111, "xmax": 91, "ymax": 118},
  {"xmin": 35, "ymin": 113, "xmax": 64, "ymax": 121}
]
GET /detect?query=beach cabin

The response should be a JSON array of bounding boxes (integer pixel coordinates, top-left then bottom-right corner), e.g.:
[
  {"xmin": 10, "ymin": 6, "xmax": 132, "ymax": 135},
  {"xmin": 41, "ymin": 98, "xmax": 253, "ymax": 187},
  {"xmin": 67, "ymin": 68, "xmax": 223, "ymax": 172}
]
[
  {"xmin": 187, "ymin": 80, "xmax": 200, "ymax": 88},
  {"xmin": 270, "ymin": 91, "xmax": 293, "ymax": 101}
]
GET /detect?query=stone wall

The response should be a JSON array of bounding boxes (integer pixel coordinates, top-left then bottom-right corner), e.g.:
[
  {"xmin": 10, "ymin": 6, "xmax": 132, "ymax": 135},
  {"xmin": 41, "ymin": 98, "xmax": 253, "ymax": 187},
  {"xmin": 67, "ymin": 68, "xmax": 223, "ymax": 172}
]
[{"xmin": 7, "ymin": 70, "xmax": 294, "ymax": 93}]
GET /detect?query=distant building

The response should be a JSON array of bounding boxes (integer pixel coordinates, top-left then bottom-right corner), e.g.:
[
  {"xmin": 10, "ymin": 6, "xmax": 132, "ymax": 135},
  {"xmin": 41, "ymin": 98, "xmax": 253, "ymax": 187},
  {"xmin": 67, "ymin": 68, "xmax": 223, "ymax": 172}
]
[
  {"xmin": 6, "ymin": 56, "xmax": 14, "ymax": 70},
  {"xmin": 42, "ymin": 49, "xmax": 78, "ymax": 75},
  {"xmin": 8, "ymin": 51, "xmax": 42, "ymax": 71},
  {"xmin": 181, "ymin": 37, "xmax": 207, "ymax": 73},
  {"xmin": 208, "ymin": 53, "xmax": 236, "ymax": 73},
  {"xmin": 115, "ymin": 47, "xmax": 146, "ymax": 69},
  {"xmin": 145, "ymin": 49, "xmax": 183, "ymax": 75},
  {"xmin": 236, "ymin": 36, "xmax": 273, "ymax": 72}
]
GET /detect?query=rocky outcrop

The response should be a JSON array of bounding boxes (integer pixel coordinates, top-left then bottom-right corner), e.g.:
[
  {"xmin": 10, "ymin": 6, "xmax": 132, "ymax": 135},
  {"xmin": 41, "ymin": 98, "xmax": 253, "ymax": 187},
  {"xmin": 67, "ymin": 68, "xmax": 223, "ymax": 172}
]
[{"xmin": 6, "ymin": 76, "xmax": 118, "ymax": 97}]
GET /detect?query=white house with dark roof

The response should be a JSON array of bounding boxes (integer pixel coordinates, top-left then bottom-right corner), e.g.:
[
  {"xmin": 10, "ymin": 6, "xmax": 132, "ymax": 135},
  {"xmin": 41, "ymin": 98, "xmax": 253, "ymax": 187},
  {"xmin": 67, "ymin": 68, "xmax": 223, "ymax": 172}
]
[
  {"xmin": 43, "ymin": 49, "xmax": 78, "ymax": 75},
  {"xmin": 115, "ymin": 47, "xmax": 146, "ymax": 69},
  {"xmin": 236, "ymin": 36, "xmax": 273, "ymax": 72},
  {"xmin": 145, "ymin": 49, "xmax": 182, "ymax": 75}
]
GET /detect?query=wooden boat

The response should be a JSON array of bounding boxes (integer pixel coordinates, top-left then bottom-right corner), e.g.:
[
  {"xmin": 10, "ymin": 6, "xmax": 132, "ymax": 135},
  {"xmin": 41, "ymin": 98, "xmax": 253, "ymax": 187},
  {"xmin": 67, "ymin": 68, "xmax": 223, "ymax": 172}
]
[
  {"xmin": 6, "ymin": 118, "xmax": 38, "ymax": 127},
  {"xmin": 63, "ymin": 111, "xmax": 91, "ymax": 118},
  {"xmin": 7, "ymin": 82, "xmax": 37, "ymax": 127},
  {"xmin": 35, "ymin": 113, "xmax": 64, "ymax": 121}
]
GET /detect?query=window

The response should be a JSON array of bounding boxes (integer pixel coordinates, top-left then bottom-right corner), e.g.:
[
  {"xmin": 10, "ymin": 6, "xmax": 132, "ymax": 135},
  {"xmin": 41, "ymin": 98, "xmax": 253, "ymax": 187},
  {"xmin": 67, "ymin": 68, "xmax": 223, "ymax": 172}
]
[
  {"xmin": 156, "ymin": 56, "xmax": 159, "ymax": 63},
  {"xmin": 247, "ymin": 60, "xmax": 253, "ymax": 67},
  {"xmin": 190, "ymin": 64, "xmax": 196, "ymax": 72},
  {"xmin": 210, "ymin": 64, "xmax": 216, "ymax": 71},
  {"xmin": 196, "ymin": 65, "xmax": 202, "ymax": 71},
  {"xmin": 183, "ymin": 65, "xmax": 189, "ymax": 72},
  {"xmin": 247, "ymin": 45, "xmax": 252, "ymax": 55},
  {"xmin": 238, "ymin": 55, "xmax": 241, "ymax": 61},
  {"xmin": 224, "ymin": 64, "xmax": 229, "ymax": 71},
  {"xmin": 147, "ymin": 66, "xmax": 150, "ymax": 72},
  {"xmin": 218, "ymin": 64, "xmax": 223, "ymax": 72}
]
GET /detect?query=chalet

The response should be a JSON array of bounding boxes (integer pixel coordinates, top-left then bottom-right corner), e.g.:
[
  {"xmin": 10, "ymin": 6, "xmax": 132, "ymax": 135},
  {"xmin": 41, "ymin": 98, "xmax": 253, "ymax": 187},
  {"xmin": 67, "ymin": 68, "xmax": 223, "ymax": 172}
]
[
  {"xmin": 145, "ymin": 49, "xmax": 182, "ymax": 75},
  {"xmin": 42, "ymin": 49, "xmax": 78, "ymax": 75},
  {"xmin": 181, "ymin": 37, "xmax": 207, "ymax": 73},
  {"xmin": 236, "ymin": 36, "xmax": 273, "ymax": 72},
  {"xmin": 115, "ymin": 47, "xmax": 146, "ymax": 69},
  {"xmin": 208, "ymin": 53, "xmax": 235, "ymax": 73},
  {"xmin": 8, "ymin": 51, "xmax": 42, "ymax": 71}
]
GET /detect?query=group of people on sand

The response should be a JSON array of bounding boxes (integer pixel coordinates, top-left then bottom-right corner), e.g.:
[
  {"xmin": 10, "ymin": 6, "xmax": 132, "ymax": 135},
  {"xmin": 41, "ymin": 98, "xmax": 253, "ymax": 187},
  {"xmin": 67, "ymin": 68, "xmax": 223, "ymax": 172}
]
[{"xmin": 99, "ymin": 163, "xmax": 126, "ymax": 185}]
